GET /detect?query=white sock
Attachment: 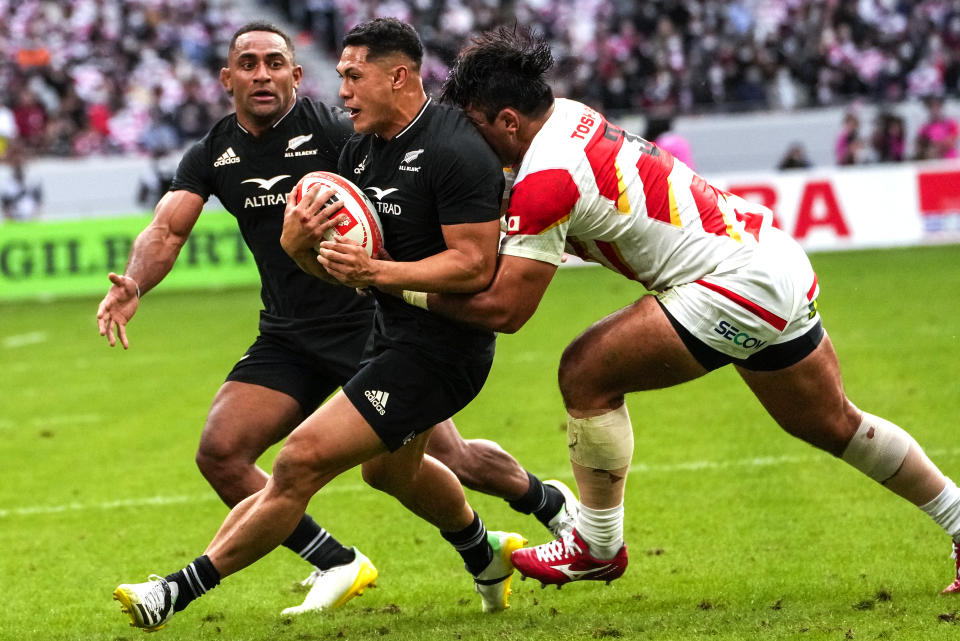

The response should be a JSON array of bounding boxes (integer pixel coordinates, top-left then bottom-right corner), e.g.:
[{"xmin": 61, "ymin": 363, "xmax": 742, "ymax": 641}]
[
  {"xmin": 576, "ymin": 503, "xmax": 624, "ymax": 560},
  {"xmin": 919, "ymin": 478, "xmax": 960, "ymax": 542}
]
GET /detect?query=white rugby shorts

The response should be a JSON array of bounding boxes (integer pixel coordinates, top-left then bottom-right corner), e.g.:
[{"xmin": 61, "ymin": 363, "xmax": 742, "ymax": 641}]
[{"xmin": 657, "ymin": 227, "xmax": 820, "ymax": 363}]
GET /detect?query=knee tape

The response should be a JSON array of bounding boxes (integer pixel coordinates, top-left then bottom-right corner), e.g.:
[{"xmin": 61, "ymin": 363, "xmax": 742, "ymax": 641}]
[
  {"xmin": 840, "ymin": 412, "xmax": 914, "ymax": 482},
  {"xmin": 567, "ymin": 404, "xmax": 634, "ymax": 470}
]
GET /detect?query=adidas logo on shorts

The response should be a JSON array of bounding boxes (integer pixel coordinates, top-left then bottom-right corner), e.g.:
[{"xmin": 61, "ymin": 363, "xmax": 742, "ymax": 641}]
[
  {"xmin": 214, "ymin": 147, "xmax": 241, "ymax": 167},
  {"xmin": 364, "ymin": 390, "xmax": 389, "ymax": 415}
]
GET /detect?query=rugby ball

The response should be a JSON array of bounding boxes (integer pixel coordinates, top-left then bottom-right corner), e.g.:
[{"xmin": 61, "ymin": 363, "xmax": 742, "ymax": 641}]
[{"xmin": 294, "ymin": 171, "xmax": 384, "ymax": 257}]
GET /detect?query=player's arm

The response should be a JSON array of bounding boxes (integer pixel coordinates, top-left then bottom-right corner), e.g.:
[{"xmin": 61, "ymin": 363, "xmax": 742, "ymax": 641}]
[
  {"xmin": 418, "ymin": 254, "xmax": 557, "ymax": 334},
  {"xmin": 96, "ymin": 190, "xmax": 203, "ymax": 348},
  {"xmin": 316, "ymin": 218, "xmax": 501, "ymax": 293}
]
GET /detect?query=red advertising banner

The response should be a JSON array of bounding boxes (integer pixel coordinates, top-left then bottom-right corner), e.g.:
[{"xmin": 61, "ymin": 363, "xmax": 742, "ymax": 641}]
[{"xmin": 917, "ymin": 168, "xmax": 960, "ymax": 235}]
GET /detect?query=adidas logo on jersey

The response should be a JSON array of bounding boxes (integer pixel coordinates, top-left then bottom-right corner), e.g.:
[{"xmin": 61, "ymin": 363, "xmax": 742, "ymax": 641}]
[
  {"xmin": 354, "ymin": 154, "xmax": 368, "ymax": 175},
  {"xmin": 364, "ymin": 390, "xmax": 389, "ymax": 415},
  {"xmin": 214, "ymin": 147, "xmax": 241, "ymax": 167}
]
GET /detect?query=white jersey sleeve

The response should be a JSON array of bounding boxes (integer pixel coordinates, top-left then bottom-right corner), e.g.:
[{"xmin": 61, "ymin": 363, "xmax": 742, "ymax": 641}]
[{"xmin": 500, "ymin": 99, "xmax": 776, "ymax": 292}]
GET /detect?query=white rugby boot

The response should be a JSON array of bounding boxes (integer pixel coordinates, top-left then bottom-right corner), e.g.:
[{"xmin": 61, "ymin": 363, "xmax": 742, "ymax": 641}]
[
  {"xmin": 113, "ymin": 574, "xmax": 177, "ymax": 632},
  {"xmin": 473, "ymin": 531, "xmax": 527, "ymax": 613},
  {"xmin": 281, "ymin": 548, "xmax": 378, "ymax": 615}
]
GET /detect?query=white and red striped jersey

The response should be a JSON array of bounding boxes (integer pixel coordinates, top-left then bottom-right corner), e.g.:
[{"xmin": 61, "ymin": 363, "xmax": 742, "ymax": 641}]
[{"xmin": 500, "ymin": 98, "xmax": 775, "ymax": 292}]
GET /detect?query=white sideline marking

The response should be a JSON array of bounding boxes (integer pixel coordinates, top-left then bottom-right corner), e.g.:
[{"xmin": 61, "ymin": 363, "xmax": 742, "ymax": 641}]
[
  {"xmin": 0, "ymin": 480, "xmax": 362, "ymax": 519},
  {"xmin": 3, "ymin": 331, "xmax": 48, "ymax": 348},
  {"xmin": 630, "ymin": 453, "xmax": 814, "ymax": 473},
  {"xmin": 0, "ymin": 494, "xmax": 217, "ymax": 518},
  {"xmin": 33, "ymin": 414, "xmax": 102, "ymax": 427},
  {"xmin": 0, "ymin": 415, "xmax": 103, "ymax": 431},
  {"xmin": 630, "ymin": 447, "xmax": 960, "ymax": 474},
  {"xmin": 3, "ymin": 448, "xmax": 959, "ymax": 519}
]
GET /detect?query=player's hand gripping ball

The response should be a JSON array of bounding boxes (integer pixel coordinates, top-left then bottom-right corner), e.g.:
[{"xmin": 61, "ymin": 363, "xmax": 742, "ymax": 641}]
[{"xmin": 294, "ymin": 171, "xmax": 384, "ymax": 257}]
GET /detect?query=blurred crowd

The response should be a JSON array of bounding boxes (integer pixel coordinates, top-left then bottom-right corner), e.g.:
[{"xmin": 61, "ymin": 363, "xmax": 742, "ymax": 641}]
[
  {"xmin": 827, "ymin": 94, "xmax": 959, "ymax": 167},
  {"xmin": 4, "ymin": 0, "xmax": 960, "ymax": 167},
  {"xmin": 0, "ymin": 0, "xmax": 244, "ymax": 161},
  {"xmin": 270, "ymin": 0, "xmax": 960, "ymax": 115}
]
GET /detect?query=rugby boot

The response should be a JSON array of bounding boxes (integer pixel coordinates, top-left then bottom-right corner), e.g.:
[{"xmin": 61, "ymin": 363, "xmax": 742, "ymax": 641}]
[
  {"xmin": 943, "ymin": 539, "xmax": 960, "ymax": 594},
  {"xmin": 511, "ymin": 528, "xmax": 627, "ymax": 587},
  {"xmin": 113, "ymin": 575, "xmax": 177, "ymax": 632},
  {"xmin": 474, "ymin": 531, "xmax": 527, "ymax": 612},
  {"xmin": 282, "ymin": 547, "xmax": 378, "ymax": 614},
  {"xmin": 543, "ymin": 479, "xmax": 580, "ymax": 539}
]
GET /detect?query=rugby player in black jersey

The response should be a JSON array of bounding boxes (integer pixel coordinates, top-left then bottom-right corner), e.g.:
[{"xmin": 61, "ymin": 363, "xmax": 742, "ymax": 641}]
[{"xmin": 103, "ymin": 22, "xmax": 575, "ymax": 627}]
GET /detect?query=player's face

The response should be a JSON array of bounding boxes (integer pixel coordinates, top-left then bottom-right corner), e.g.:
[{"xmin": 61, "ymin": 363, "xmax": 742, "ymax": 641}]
[
  {"xmin": 464, "ymin": 106, "xmax": 521, "ymax": 165},
  {"xmin": 221, "ymin": 31, "xmax": 302, "ymax": 128},
  {"xmin": 337, "ymin": 46, "xmax": 404, "ymax": 136}
]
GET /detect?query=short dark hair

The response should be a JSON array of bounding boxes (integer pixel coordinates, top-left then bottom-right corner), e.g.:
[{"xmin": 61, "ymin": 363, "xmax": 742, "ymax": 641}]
[
  {"xmin": 441, "ymin": 25, "xmax": 553, "ymax": 122},
  {"xmin": 229, "ymin": 22, "xmax": 295, "ymax": 61},
  {"xmin": 342, "ymin": 18, "xmax": 423, "ymax": 69}
]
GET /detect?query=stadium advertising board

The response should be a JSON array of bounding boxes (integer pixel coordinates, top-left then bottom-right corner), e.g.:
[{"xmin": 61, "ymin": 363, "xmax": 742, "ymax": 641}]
[
  {"xmin": 1, "ymin": 164, "xmax": 958, "ymax": 301},
  {"xmin": 715, "ymin": 162, "xmax": 960, "ymax": 251},
  {"xmin": 0, "ymin": 211, "xmax": 258, "ymax": 301}
]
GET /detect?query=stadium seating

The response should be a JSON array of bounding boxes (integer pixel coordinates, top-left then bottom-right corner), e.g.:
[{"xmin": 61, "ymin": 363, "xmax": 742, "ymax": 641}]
[{"xmin": 5, "ymin": 1, "xmax": 960, "ymax": 160}]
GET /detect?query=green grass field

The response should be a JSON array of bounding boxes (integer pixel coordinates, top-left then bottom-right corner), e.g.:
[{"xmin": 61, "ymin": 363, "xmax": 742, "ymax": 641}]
[{"xmin": 3, "ymin": 245, "xmax": 960, "ymax": 641}]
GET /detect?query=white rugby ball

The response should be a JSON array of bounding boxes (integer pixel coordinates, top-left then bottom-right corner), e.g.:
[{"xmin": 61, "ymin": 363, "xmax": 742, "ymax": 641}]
[{"xmin": 294, "ymin": 171, "xmax": 384, "ymax": 257}]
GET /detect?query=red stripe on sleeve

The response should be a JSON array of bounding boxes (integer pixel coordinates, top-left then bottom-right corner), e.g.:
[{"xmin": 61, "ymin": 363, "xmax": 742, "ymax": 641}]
[
  {"xmin": 695, "ymin": 279, "xmax": 787, "ymax": 331},
  {"xmin": 690, "ymin": 175, "xmax": 729, "ymax": 236},
  {"xmin": 583, "ymin": 122, "xmax": 624, "ymax": 202},
  {"xmin": 507, "ymin": 169, "xmax": 580, "ymax": 235},
  {"xmin": 806, "ymin": 273, "xmax": 819, "ymax": 301},
  {"xmin": 636, "ymin": 150, "xmax": 674, "ymax": 224}
]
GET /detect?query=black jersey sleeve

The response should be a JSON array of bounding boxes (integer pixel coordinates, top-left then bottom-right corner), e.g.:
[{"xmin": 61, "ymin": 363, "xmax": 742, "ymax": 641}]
[
  {"xmin": 168, "ymin": 139, "xmax": 213, "ymax": 201},
  {"xmin": 432, "ymin": 118, "xmax": 504, "ymax": 225},
  {"xmin": 305, "ymin": 98, "xmax": 356, "ymax": 166},
  {"xmin": 337, "ymin": 135, "xmax": 364, "ymax": 177}
]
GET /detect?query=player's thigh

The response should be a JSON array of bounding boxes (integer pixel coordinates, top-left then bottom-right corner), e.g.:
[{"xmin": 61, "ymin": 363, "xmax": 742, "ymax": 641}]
[
  {"xmin": 735, "ymin": 332, "xmax": 860, "ymax": 455},
  {"xmin": 559, "ymin": 295, "xmax": 708, "ymax": 407},
  {"xmin": 277, "ymin": 391, "xmax": 389, "ymax": 489},
  {"xmin": 203, "ymin": 332, "xmax": 347, "ymax": 459},
  {"xmin": 201, "ymin": 381, "xmax": 305, "ymax": 460},
  {"xmin": 364, "ymin": 429, "xmax": 434, "ymax": 489}
]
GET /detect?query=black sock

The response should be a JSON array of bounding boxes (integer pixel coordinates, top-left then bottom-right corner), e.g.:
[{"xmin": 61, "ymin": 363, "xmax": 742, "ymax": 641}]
[
  {"xmin": 282, "ymin": 514, "xmax": 355, "ymax": 570},
  {"xmin": 165, "ymin": 555, "xmax": 220, "ymax": 613},
  {"xmin": 440, "ymin": 511, "xmax": 492, "ymax": 576},
  {"xmin": 507, "ymin": 472, "xmax": 565, "ymax": 526}
]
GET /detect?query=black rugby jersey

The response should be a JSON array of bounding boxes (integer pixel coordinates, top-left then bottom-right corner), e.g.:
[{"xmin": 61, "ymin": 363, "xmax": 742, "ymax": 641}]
[
  {"xmin": 170, "ymin": 97, "xmax": 372, "ymax": 330},
  {"xmin": 339, "ymin": 99, "xmax": 504, "ymax": 361}
]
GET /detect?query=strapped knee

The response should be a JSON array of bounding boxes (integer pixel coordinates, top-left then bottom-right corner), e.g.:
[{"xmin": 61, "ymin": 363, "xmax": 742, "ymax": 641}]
[
  {"xmin": 567, "ymin": 404, "xmax": 634, "ymax": 470},
  {"xmin": 841, "ymin": 411, "xmax": 915, "ymax": 482}
]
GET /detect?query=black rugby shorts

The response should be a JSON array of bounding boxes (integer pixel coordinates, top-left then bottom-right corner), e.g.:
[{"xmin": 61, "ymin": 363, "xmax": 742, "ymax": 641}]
[
  {"xmin": 225, "ymin": 326, "xmax": 370, "ymax": 414},
  {"xmin": 659, "ymin": 300, "xmax": 825, "ymax": 372},
  {"xmin": 342, "ymin": 345, "xmax": 492, "ymax": 451}
]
